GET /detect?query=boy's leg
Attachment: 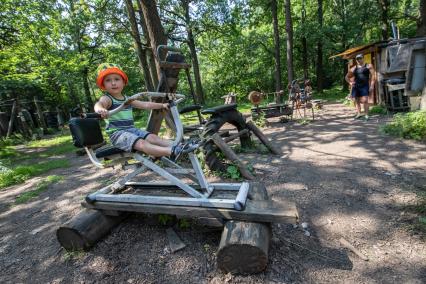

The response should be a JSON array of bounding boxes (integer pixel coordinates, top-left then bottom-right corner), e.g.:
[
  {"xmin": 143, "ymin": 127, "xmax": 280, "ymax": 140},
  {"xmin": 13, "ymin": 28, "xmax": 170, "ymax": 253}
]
[
  {"xmin": 133, "ymin": 139, "xmax": 171, "ymax": 157},
  {"xmin": 145, "ymin": 134, "xmax": 172, "ymax": 147}
]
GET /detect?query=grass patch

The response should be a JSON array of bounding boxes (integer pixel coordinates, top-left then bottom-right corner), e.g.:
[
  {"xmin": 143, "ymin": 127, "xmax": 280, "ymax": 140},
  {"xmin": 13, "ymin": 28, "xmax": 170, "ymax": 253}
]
[
  {"xmin": 369, "ymin": 105, "xmax": 388, "ymax": 115},
  {"xmin": 381, "ymin": 111, "xmax": 426, "ymax": 141},
  {"xmin": 15, "ymin": 175, "xmax": 63, "ymax": 204},
  {"xmin": 0, "ymin": 159, "xmax": 70, "ymax": 189},
  {"xmin": 318, "ymin": 86, "xmax": 349, "ymax": 102}
]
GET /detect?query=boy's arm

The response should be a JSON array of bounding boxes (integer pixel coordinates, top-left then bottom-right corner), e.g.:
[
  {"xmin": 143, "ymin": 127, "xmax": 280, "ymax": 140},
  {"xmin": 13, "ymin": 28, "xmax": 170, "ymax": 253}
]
[
  {"xmin": 94, "ymin": 96, "xmax": 112, "ymax": 118},
  {"xmin": 131, "ymin": 100, "xmax": 169, "ymax": 111}
]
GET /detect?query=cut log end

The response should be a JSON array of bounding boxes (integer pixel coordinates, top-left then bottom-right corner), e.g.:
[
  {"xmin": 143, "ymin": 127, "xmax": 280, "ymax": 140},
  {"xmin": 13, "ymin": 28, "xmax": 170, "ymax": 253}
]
[
  {"xmin": 217, "ymin": 244, "xmax": 268, "ymax": 274},
  {"xmin": 56, "ymin": 227, "xmax": 89, "ymax": 251},
  {"xmin": 56, "ymin": 209, "xmax": 126, "ymax": 251}
]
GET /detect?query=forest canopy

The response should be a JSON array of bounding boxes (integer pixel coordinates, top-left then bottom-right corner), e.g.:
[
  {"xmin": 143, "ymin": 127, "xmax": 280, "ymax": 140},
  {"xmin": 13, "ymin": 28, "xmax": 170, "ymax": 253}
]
[{"xmin": 0, "ymin": 0, "xmax": 423, "ymax": 111}]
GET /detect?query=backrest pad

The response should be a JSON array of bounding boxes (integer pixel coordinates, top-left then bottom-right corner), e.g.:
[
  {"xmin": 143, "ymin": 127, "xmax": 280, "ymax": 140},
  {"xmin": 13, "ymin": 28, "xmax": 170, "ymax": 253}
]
[{"xmin": 69, "ymin": 118, "xmax": 104, "ymax": 148}]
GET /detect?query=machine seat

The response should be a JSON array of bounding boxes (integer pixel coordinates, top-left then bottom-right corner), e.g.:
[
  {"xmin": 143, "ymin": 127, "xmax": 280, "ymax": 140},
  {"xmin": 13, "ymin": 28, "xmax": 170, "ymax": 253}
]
[
  {"xmin": 201, "ymin": 104, "xmax": 237, "ymax": 115},
  {"xmin": 95, "ymin": 146, "xmax": 126, "ymax": 159}
]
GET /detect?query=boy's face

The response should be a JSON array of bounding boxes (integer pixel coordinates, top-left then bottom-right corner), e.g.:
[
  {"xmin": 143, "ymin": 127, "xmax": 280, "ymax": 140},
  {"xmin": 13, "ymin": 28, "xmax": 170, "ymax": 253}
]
[{"xmin": 103, "ymin": 73, "xmax": 125, "ymax": 96}]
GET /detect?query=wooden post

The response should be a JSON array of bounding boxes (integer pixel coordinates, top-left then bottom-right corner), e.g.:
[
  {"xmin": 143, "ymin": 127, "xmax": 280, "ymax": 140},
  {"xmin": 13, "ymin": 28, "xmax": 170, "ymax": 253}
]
[
  {"xmin": 211, "ymin": 133, "xmax": 255, "ymax": 180},
  {"xmin": 217, "ymin": 183, "xmax": 272, "ymax": 274},
  {"xmin": 34, "ymin": 97, "xmax": 47, "ymax": 132},
  {"xmin": 56, "ymin": 209, "xmax": 126, "ymax": 251},
  {"xmin": 246, "ymin": 121, "xmax": 281, "ymax": 155},
  {"xmin": 6, "ymin": 100, "xmax": 17, "ymax": 138}
]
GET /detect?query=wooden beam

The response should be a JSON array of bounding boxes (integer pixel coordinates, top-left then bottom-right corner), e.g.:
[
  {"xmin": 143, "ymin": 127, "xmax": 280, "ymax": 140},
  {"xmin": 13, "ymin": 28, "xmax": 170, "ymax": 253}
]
[
  {"xmin": 211, "ymin": 133, "xmax": 255, "ymax": 180},
  {"xmin": 82, "ymin": 198, "xmax": 298, "ymax": 224},
  {"xmin": 222, "ymin": 129, "xmax": 250, "ymax": 143},
  {"xmin": 246, "ymin": 121, "xmax": 280, "ymax": 155}
]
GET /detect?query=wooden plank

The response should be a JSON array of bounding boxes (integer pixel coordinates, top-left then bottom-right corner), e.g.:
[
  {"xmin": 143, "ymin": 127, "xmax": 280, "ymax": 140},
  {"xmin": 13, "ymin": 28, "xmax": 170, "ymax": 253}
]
[
  {"xmin": 166, "ymin": 228, "xmax": 186, "ymax": 252},
  {"xmin": 82, "ymin": 199, "xmax": 298, "ymax": 224}
]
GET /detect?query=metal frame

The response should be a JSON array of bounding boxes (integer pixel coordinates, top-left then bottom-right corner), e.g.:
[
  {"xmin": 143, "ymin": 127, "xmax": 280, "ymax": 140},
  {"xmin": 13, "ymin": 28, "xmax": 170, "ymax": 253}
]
[{"xmin": 85, "ymin": 92, "xmax": 250, "ymax": 211}]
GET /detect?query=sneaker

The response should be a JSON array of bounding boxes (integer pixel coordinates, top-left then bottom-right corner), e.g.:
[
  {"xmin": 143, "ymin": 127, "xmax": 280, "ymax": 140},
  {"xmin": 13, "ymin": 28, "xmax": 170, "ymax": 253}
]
[
  {"xmin": 170, "ymin": 141, "xmax": 200, "ymax": 161},
  {"xmin": 353, "ymin": 113, "xmax": 363, "ymax": 120},
  {"xmin": 364, "ymin": 115, "xmax": 369, "ymax": 121}
]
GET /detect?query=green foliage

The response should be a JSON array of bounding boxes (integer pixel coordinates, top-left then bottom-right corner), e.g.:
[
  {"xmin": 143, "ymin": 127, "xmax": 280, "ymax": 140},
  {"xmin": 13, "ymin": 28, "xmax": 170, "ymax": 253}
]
[
  {"xmin": 252, "ymin": 112, "xmax": 267, "ymax": 128},
  {"xmin": 320, "ymin": 86, "xmax": 348, "ymax": 102},
  {"xmin": 381, "ymin": 111, "xmax": 426, "ymax": 141},
  {"xmin": 226, "ymin": 165, "xmax": 241, "ymax": 180},
  {"xmin": 0, "ymin": 159, "xmax": 70, "ymax": 189},
  {"xmin": 15, "ymin": 175, "xmax": 63, "ymax": 204},
  {"xmin": 369, "ymin": 105, "xmax": 388, "ymax": 115},
  {"xmin": 158, "ymin": 214, "xmax": 174, "ymax": 225},
  {"xmin": 178, "ymin": 218, "xmax": 191, "ymax": 229}
]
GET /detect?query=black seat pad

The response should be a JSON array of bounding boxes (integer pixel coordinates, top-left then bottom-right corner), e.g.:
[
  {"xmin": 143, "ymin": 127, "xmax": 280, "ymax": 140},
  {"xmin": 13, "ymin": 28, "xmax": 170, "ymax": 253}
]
[
  {"xmin": 179, "ymin": 104, "xmax": 202, "ymax": 114},
  {"xmin": 95, "ymin": 145, "xmax": 126, "ymax": 159},
  {"xmin": 201, "ymin": 104, "xmax": 237, "ymax": 115}
]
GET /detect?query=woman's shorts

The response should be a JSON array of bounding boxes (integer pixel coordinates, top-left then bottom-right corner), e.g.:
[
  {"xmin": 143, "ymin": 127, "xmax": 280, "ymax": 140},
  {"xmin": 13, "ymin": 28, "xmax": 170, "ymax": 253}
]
[
  {"xmin": 351, "ymin": 85, "xmax": 369, "ymax": 98},
  {"xmin": 109, "ymin": 128, "xmax": 151, "ymax": 152}
]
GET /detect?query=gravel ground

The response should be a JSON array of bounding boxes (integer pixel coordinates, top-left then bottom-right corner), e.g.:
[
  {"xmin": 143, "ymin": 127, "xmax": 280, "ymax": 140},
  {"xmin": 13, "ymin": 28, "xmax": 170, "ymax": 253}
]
[{"xmin": 0, "ymin": 103, "xmax": 425, "ymax": 283}]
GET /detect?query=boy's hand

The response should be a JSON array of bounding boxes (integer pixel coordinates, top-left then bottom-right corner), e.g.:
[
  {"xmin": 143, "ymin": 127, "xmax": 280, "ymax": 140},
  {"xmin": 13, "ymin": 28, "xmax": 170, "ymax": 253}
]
[
  {"xmin": 96, "ymin": 109, "xmax": 109, "ymax": 119},
  {"xmin": 162, "ymin": 103, "xmax": 170, "ymax": 111}
]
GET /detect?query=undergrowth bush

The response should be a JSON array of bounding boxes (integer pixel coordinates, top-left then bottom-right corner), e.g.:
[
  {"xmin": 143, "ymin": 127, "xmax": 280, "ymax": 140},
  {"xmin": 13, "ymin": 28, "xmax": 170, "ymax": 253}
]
[{"xmin": 381, "ymin": 111, "xmax": 426, "ymax": 141}]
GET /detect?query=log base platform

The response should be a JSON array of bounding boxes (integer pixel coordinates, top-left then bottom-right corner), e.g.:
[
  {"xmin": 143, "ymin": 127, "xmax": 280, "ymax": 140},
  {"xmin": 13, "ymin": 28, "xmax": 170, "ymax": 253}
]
[{"xmin": 57, "ymin": 183, "xmax": 298, "ymax": 275}]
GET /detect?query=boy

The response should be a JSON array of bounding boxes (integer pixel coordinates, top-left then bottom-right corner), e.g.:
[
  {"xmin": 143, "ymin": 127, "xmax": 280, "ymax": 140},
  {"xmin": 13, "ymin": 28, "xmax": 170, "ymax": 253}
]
[{"xmin": 94, "ymin": 63, "xmax": 194, "ymax": 160}]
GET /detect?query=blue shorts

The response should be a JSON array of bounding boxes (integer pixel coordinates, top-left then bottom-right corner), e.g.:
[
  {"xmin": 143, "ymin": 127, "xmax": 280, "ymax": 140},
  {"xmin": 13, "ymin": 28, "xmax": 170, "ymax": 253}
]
[
  {"xmin": 109, "ymin": 128, "xmax": 151, "ymax": 152},
  {"xmin": 351, "ymin": 85, "xmax": 369, "ymax": 98}
]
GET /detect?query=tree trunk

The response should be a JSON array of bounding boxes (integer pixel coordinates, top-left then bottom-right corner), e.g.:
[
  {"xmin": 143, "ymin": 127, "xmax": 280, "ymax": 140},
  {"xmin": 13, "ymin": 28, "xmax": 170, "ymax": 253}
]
[
  {"xmin": 271, "ymin": 0, "xmax": 282, "ymax": 103},
  {"xmin": 136, "ymin": 0, "xmax": 159, "ymax": 88},
  {"xmin": 316, "ymin": 0, "xmax": 324, "ymax": 92},
  {"xmin": 301, "ymin": 1, "xmax": 308, "ymax": 81},
  {"xmin": 376, "ymin": 0, "xmax": 389, "ymax": 40},
  {"xmin": 139, "ymin": 0, "xmax": 167, "ymax": 80},
  {"xmin": 341, "ymin": 0, "xmax": 348, "ymax": 91},
  {"xmin": 139, "ymin": 0, "xmax": 168, "ymax": 134},
  {"xmin": 284, "ymin": 0, "xmax": 294, "ymax": 86},
  {"xmin": 82, "ymin": 67, "xmax": 94, "ymax": 110},
  {"xmin": 417, "ymin": 0, "xmax": 426, "ymax": 36},
  {"xmin": 125, "ymin": 0, "xmax": 154, "ymax": 91},
  {"xmin": 183, "ymin": 1, "xmax": 205, "ymax": 104}
]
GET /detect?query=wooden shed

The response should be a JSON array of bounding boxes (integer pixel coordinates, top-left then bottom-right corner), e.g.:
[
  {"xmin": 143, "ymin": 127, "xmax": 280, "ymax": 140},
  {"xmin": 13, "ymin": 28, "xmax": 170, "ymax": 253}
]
[{"xmin": 331, "ymin": 37, "xmax": 426, "ymax": 111}]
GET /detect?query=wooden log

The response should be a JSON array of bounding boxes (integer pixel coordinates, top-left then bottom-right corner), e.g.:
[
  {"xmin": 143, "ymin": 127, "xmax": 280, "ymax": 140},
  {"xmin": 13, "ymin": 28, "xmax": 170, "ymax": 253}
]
[
  {"xmin": 211, "ymin": 133, "xmax": 255, "ymax": 180},
  {"xmin": 217, "ymin": 183, "xmax": 272, "ymax": 274},
  {"xmin": 246, "ymin": 121, "xmax": 280, "ymax": 155},
  {"xmin": 56, "ymin": 209, "xmax": 126, "ymax": 251},
  {"xmin": 223, "ymin": 129, "xmax": 249, "ymax": 143}
]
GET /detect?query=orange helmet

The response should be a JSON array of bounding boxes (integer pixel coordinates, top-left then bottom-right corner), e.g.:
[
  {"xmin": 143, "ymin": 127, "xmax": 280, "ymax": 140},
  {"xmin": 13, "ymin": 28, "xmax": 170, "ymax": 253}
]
[{"xmin": 95, "ymin": 63, "xmax": 128, "ymax": 90}]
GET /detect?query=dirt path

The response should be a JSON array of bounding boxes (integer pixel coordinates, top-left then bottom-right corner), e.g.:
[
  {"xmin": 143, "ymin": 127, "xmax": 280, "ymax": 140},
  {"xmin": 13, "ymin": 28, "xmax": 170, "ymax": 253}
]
[{"xmin": 1, "ymin": 103, "xmax": 425, "ymax": 283}]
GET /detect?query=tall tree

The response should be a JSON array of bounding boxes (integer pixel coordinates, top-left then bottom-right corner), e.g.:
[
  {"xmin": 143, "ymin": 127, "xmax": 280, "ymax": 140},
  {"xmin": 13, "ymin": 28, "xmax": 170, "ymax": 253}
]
[
  {"xmin": 139, "ymin": 0, "xmax": 168, "ymax": 134},
  {"xmin": 417, "ymin": 0, "xmax": 426, "ymax": 36},
  {"xmin": 139, "ymin": 0, "xmax": 168, "ymax": 82},
  {"xmin": 270, "ymin": 0, "xmax": 282, "ymax": 102},
  {"xmin": 301, "ymin": 0, "xmax": 308, "ymax": 80},
  {"xmin": 136, "ymin": 0, "xmax": 159, "ymax": 88},
  {"xmin": 124, "ymin": 0, "xmax": 154, "ymax": 91},
  {"xmin": 377, "ymin": 0, "xmax": 390, "ymax": 39},
  {"xmin": 284, "ymin": 0, "xmax": 294, "ymax": 86},
  {"xmin": 316, "ymin": 0, "xmax": 324, "ymax": 92},
  {"xmin": 182, "ymin": 0, "xmax": 205, "ymax": 104}
]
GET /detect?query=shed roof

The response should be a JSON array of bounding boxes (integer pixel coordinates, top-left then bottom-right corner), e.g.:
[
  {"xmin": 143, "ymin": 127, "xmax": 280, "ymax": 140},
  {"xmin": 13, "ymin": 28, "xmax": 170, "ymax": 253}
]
[{"xmin": 329, "ymin": 41, "xmax": 385, "ymax": 59}]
